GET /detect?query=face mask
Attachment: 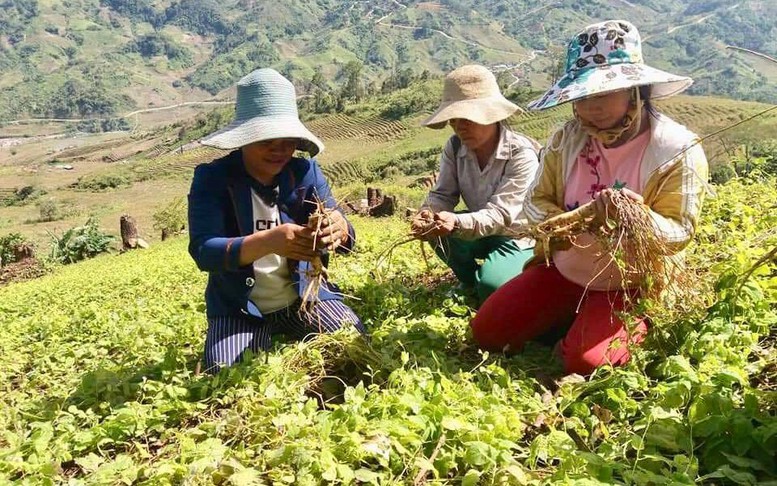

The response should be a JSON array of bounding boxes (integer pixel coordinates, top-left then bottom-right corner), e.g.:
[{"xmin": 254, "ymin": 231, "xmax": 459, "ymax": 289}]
[{"xmin": 575, "ymin": 88, "xmax": 643, "ymax": 146}]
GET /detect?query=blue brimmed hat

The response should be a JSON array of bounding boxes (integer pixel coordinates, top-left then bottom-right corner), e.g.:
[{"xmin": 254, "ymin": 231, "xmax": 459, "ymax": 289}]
[
  {"xmin": 528, "ymin": 20, "xmax": 693, "ymax": 111},
  {"xmin": 201, "ymin": 68, "xmax": 324, "ymax": 156}
]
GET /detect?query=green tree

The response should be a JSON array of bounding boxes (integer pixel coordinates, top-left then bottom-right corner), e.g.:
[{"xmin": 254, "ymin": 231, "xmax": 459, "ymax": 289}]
[{"xmin": 341, "ymin": 60, "xmax": 364, "ymax": 101}]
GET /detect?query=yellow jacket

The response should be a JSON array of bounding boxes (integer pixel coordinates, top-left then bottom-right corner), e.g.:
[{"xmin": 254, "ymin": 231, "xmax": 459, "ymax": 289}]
[{"xmin": 524, "ymin": 114, "xmax": 709, "ymax": 267}]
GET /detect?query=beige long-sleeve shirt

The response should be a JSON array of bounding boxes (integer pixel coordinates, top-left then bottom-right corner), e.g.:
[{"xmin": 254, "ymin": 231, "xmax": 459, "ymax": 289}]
[{"xmin": 422, "ymin": 124, "xmax": 541, "ymax": 247}]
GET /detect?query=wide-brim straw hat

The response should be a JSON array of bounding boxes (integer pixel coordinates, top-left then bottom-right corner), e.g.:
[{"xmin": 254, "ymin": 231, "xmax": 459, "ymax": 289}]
[
  {"xmin": 528, "ymin": 20, "xmax": 693, "ymax": 111},
  {"xmin": 421, "ymin": 64, "xmax": 523, "ymax": 129},
  {"xmin": 201, "ymin": 68, "xmax": 324, "ymax": 156}
]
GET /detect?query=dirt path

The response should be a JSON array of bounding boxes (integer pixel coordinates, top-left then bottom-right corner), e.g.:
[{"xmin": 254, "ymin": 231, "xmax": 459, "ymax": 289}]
[
  {"xmin": 2, "ymin": 100, "xmax": 234, "ymax": 126},
  {"xmin": 509, "ymin": 52, "xmax": 541, "ymax": 87},
  {"xmin": 666, "ymin": 13, "xmax": 716, "ymax": 34},
  {"xmin": 0, "ymin": 132, "xmax": 69, "ymax": 148},
  {"xmin": 643, "ymin": 4, "xmax": 739, "ymax": 41}
]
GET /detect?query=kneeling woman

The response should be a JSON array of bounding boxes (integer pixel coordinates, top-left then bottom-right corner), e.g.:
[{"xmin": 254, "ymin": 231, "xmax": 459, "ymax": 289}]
[
  {"xmin": 414, "ymin": 64, "xmax": 540, "ymax": 302},
  {"xmin": 188, "ymin": 68, "xmax": 363, "ymax": 373},
  {"xmin": 471, "ymin": 21, "xmax": 709, "ymax": 374}
]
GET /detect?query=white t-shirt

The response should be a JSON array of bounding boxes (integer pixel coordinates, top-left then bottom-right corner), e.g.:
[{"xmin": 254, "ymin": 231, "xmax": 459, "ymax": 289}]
[{"xmin": 248, "ymin": 188, "xmax": 299, "ymax": 313}]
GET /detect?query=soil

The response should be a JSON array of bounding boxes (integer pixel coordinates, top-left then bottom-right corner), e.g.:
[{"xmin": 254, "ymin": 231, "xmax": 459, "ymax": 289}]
[{"xmin": 0, "ymin": 258, "xmax": 48, "ymax": 286}]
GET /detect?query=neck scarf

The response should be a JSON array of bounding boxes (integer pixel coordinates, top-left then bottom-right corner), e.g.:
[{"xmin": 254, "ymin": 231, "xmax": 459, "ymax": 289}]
[{"xmin": 576, "ymin": 88, "xmax": 644, "ymax": 147}]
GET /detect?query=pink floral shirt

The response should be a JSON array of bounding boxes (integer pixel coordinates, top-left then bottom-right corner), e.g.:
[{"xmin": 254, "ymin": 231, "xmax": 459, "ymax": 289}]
[{"xmin": 554, "ymin": 129, "xmax": 651, "ymax": 290}]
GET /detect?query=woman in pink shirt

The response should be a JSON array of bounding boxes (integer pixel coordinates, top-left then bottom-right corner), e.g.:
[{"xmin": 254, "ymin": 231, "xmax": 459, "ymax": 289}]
[{"xmin": 471, "ymin": 20, "xmax": 709, "ymax": 375}]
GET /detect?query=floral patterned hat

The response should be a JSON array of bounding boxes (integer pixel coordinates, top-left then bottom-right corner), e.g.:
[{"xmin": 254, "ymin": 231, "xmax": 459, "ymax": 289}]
[{"xmin": 528, "ymin": 20, "xmax": 693, "ymax": 111}]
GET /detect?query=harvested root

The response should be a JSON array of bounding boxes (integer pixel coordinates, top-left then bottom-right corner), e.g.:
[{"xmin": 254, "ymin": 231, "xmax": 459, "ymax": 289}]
[
  {"xmin": 525, "ymin": 202, "xmax": 599, "ymax": 266},
  {"xmin": 410, "ymin": 210, "xmax": 438, "ymax": 239},
  {"xmin": 376, "ymin": 210, "xmax": 442, "ymax": 276},
  {"xmin": 521, "ymin": 191, "xmax": 689, "ymax": 302},
  {"xmin": 300, "ymin": 198, "xmax": 331, "ymax": 322}
]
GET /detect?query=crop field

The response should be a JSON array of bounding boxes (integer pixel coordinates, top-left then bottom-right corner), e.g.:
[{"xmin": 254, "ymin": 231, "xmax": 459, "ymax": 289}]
[
  {"xmin": 0, "ymin": 174, "xmax": 775, "ymax": 484},
  {"xmin": 306, "ymin": 114, "xmax": 411, "ymax": 143}
]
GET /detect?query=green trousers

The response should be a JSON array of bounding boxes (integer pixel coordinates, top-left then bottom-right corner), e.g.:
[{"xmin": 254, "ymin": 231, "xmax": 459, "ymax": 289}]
[{"xmin": 432, "ymin": 235, "xmax": 534, "ymax": 302}]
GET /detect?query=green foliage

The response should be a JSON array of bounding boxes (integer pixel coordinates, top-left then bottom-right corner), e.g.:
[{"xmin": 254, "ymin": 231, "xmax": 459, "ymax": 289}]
[
  {"xmin": 716, "ymin": 140, "xmax": 777, "ymax": 182},
  {"xmin": 124, "ymin": 32, "xmax": 194, "ymax": 68},
  {"xmin": 36, "ymin": 198, "xmax": 62, "ymax": 222},
  {"xmin": 0, "ymin": 178, "xmax": 775, "ymax": 483},
  {"xmin": 185, "ymin": 39, "xmax": 279, "ymax": 94},
  {"xmin": 49, "ymin": 79, "xmax": 133, "ymax": 119},
  {"xmin": 745, "ymin": 141, "xmax": 777, "ymax": 177},
  {"xmin": 3, "ymin": 0, "xmax": 777, "ymax": 122},
  {"xmin": 340, "ymin": 60, "xmax": 365, "ymax": 102},
  {"xmin": 175, "ymin": 107, "xmax": 232, "ymax": 144},
  {"xmin": 376, "ymin": 78, "xmax": 440, "ymax": 120},
  {"xmin": 367, "ymin": 147, "xmax": 440, "ymax": 182},
  {"xmin": 152, "ymin": 197, "xmax": 187, "ymax": 239},
  {"xmin": 164, "ymin": 0, "xmax": 229, "ymax": 36},
  {"xmin": 710, "ymin": 162, "xmax": 736, "ymax": 185},
  {"xmin": 1, "ymin": 0, "xmax": 39, "ymax": 41},
  {"xmin": 100, "ymin": 0, "xmax": 163, "ymax": 27},
  {"xmin": 72, "ymin": 174, "xmax": 131, "ymax": 192},
  {"xmin": 76, "ymin": 117, "xmax": 132, "ymax": 133},
  {"xmin": 311, "ymin": 77, "xmax": 441, "ymax": 120},
  {"xmin": 0, "ymin": 185, "xmax": 46, "ymax": 207},
  {"xmin": 48, "ymin": 217, "xmax": 115, "ymax": 264},
  {"xmin": 0, "ymin": 232, "xmax": 28, "ymax": 266}
]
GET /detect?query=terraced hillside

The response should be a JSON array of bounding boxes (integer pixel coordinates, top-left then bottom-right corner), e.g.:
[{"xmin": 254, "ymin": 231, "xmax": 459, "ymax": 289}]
[
  {"xmin": 306, "ymin": 114, "xmax": 410, "ymax": 143},
  {"xmin": 1, "ymin": 91, "xmax": 775, "ymax": 245}
]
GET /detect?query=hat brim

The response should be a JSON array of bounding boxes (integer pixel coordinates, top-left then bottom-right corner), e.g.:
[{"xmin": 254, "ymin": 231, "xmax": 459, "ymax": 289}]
[
  {"xmin": 528, "ymin": 63, "xmax": 693, "ymax": 111},
  {"xmin": 421, "ymin": 96, "xmax": 524, "ymax": 129},
  {"xmin": 201, "ymin": 116, "xmax": 325, "ymax": 156}
]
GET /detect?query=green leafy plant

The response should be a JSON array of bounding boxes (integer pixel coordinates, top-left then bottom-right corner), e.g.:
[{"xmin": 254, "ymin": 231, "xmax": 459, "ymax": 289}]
[
  {"xmin": 1, "ymin": 185, "xmax": 46, "ymax": 207},
  {"xmin": 152, "ymin": 197, "xmax": 187, "ymax": 240},
  {"xmin": 0, "ymin": 232, "xmax": 28, "ymax": 266},
  {"xmin": 72, "ymin": 174, "xmax": 131, "ymax": 192},
  {"xmin": 0, "ymin": 177, "xmax": 774, "ymax": 484},
  {"xmin": 37, "ymin": 198, "xmax": 62, "ymax": 222},
  {"xmin": 48, "ymin": 217, "xmax": 115, "ymax": 264}
]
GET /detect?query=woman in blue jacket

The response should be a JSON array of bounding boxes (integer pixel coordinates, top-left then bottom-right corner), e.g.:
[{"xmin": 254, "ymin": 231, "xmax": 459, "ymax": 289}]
[{"xmin": 188, "ymin": 68, "xmax": 363, "ymax": 373}]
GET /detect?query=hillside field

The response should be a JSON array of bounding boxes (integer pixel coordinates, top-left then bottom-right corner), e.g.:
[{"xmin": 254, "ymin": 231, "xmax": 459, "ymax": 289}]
[
  {"xmin": 0, "ymin": 59, "xmax": 776, "ymax": 483},
  {"xmin": 1, "ymin": 91, "xmax": 776, "ymax": 250},
  {"xmin": 0, "ymin": 175, "xmax": 775, "ymax": 483}
]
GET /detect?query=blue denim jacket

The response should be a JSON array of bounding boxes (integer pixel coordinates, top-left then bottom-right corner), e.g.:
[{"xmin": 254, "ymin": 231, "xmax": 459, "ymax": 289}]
[{"xmin": 187, "ymin": 150, "xmax": 355, "ymax": 318}]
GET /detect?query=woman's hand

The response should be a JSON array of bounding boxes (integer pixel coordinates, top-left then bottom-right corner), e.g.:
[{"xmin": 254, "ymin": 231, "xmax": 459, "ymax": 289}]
[
  {"xmin": 313, "ymin": 210, "xmax": 349, "ymax": 251},
  {"xmin": 267, "ymin": 223, "xmax": 318, "ymax": 261},
  {"xmin": 411, "ymin": 210, "xmax": 457, "ymax": 240},
  {"xmin": 593, "ymin": 188, "xmax": 643, "ymax": 223},
  {"xmin": 432, "ymin": 211, "xmax": 457, "ymax": 237}
]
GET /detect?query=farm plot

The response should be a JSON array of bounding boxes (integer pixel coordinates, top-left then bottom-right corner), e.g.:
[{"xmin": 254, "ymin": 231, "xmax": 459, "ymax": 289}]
[
  {"xmin": 0, "ymin": 176, "xmax": 775, "ymax": 484},
  {"xmin": 306, "ymin": 114, "xmax": 410, "ymax": 143}
]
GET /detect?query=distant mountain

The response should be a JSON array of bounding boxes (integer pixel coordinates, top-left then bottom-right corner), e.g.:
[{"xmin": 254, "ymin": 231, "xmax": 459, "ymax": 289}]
[{"xmin": 1, "ymin": 0, "xmax": 775, "ymax": 122}]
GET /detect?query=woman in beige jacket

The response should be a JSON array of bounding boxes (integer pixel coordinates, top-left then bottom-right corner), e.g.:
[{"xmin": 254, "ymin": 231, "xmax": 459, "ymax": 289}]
[{"xmin": 471, "ymin": 20, "xmax": 709, "ymax": 375}]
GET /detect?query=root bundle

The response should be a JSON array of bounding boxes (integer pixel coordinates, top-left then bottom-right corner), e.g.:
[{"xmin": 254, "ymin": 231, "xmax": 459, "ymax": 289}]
[
  {"xmin": 300, "ymin": 198, "xmax": 332, "ymax": 321},
  {"xmin": 524, "ymin": 191, "xmax": 687, "ymax": 302}
]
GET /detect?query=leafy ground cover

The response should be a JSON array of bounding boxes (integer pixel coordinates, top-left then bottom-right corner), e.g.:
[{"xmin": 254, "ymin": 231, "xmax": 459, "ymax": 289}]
[{"xmin": 0, "ymin": 177, "xmax": 775, "ymax": 485}]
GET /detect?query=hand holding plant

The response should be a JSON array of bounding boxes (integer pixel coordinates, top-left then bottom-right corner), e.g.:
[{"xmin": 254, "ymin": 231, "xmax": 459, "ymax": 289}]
[
  {"xmin": 313, "ymin": 209, "xmax": 349, "ymax": 251},
  {"xmin": 411, "ymin": 209, "xmax": 456, "ymax": 240}
]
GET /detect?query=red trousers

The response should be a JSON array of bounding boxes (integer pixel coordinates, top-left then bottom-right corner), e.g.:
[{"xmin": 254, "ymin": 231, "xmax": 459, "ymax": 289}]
[{"xmin": 470, "ymin": 263, "xmax": 648, "ymax": 375}]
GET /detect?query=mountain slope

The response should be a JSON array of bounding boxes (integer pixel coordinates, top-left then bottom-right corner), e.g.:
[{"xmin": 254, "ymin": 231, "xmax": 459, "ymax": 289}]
[{"xmin": 0, "ymin": 0, "xmax": 775, "ymax": 122}]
